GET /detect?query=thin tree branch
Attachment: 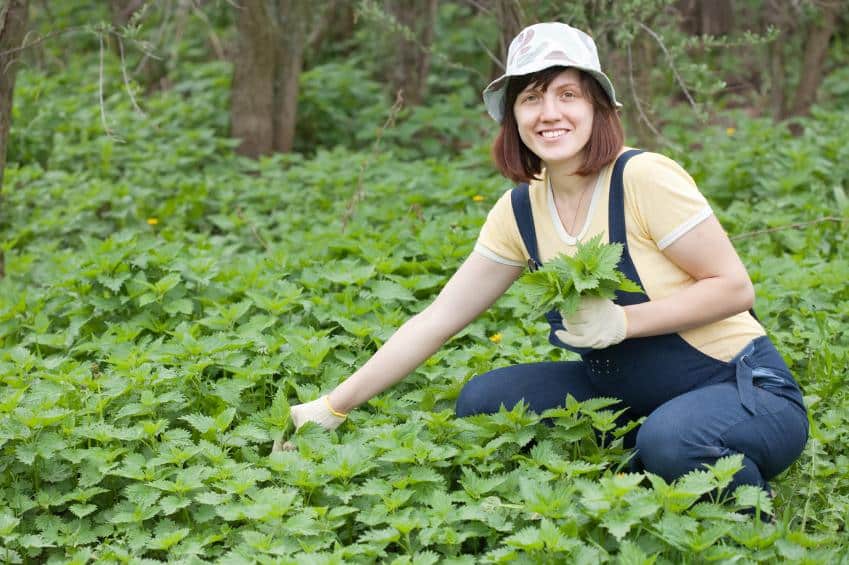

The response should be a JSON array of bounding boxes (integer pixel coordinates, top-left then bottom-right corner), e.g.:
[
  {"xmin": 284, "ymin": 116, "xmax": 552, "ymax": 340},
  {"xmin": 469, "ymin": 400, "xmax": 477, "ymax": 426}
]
[
  {"xmin": 476, "ymin": 37, "xmax": 503, "ymax": 71},
  {"xmin": 98, "ymin": 34, "xmax": 123, "ymax": 142},
  {"xmin": 117, "ymin": 35, "xmax": 146, "ymax": 116},
  {"xmin": 638, "ymin": 21, "xmax": 698, "ymax": 111},
  {"xmin": 236, "ymin": 207, "xmax": 271, "ymax": 251},
  {"xmin": 626, "ymin": 44, "xmax": 668, "ymax": 143},
  {"xmin": 460, "ymin": 0, "xmax": 491, "ymax": 13},
  {"xmin": 730, "ymin": 217, "xmax": 843, "ymax": 240},
  {"xmin": 341, "ymin": 89, "xmax": 405, "ymax": 232},
  {"xmin": 0, "ymin": 26, "xmax": 159, "ymax": 60}
]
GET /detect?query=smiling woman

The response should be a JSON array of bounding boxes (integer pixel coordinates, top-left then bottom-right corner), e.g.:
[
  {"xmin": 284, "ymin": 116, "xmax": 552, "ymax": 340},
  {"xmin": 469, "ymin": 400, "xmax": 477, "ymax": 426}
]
[
  {"xmin": 494, "ymin": 66, "xmax": 623, "ymax": 184},
  {"xmin": 277, "ymin": 21, "xmax": 809, "ymax": 518}
]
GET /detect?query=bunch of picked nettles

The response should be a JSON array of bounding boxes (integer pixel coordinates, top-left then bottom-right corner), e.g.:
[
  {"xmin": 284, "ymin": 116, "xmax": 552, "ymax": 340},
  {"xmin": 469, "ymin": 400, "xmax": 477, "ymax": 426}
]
[{"xmin": 517, "ymin": 234, "xmax": 644, "ymax": 316}]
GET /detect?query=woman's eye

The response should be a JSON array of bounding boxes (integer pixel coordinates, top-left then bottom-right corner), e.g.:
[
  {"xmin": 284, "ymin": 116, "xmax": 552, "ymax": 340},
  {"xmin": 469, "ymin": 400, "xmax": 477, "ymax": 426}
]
[
  {"xmin": 561, "ymin": 91, "xmax": 576, "ymax": 99},
  {"xmin": 522, "ymin": 94, "xmax": 538, "ymax": 103}
]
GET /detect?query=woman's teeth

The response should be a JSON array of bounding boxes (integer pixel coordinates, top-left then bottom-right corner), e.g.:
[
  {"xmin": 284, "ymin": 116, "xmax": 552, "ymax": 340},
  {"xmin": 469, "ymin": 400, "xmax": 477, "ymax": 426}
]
[{"xmin": 541, "ymin": 130, "xmax": 566, "ymax": 139}]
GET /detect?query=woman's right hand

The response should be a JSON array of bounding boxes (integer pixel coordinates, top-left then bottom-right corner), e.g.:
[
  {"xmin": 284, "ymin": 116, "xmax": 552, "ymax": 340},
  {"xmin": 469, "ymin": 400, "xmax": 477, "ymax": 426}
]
[{"xmin": 271, "ymin": 395, "xmax": 347, "ymax": 452}]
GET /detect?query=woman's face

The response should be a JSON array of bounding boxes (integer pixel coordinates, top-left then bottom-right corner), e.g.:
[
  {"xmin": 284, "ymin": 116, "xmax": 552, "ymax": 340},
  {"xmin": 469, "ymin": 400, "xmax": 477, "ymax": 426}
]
[{"xmin": 512, "ymin": 68, "xmax": 595, "ymax": 171}]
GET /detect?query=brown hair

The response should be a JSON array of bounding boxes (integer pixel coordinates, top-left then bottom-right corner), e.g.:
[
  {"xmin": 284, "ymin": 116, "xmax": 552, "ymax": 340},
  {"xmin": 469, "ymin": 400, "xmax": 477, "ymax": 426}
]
[{"xmin": 492, "ymin": 66, "xmax": 624, "ymax": 183}]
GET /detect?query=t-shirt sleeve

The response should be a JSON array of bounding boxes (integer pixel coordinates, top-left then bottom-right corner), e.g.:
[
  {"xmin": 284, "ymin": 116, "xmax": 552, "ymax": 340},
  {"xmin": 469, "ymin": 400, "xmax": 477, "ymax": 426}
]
[
  {"xmin": 624, "ymin": 152, "xmax": 714, "ymax": 250},
  {"xmin": 473, "ymin": 189, "xmax": 527, "ymax": 267}
]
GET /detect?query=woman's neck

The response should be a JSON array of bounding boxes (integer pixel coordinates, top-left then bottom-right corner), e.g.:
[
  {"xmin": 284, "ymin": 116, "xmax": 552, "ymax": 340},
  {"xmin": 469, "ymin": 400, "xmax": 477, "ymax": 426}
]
[{"xmin": 546, "ymin": 164, "xmax": 594, "ymax": 198}]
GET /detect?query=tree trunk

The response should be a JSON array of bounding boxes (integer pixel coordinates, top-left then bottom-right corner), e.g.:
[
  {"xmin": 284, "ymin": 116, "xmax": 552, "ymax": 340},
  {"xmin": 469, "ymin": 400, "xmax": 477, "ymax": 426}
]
[
  {"xmin": 492, "ymin": 0, "xmax": 522, "ymax": 81},
  {"xmin": 787, "ymin": 1, "xmax": 840, "ymax": 118},
  {"xmin": 231, "ymin": 0, "xmax": 321, "ymax": 156},
  {"xmin": 272, "ymin": 0, "xmax": 310, "ymax": 153},
  {"xmin": 677, "ymin": 0, "xmax": 733, "ymax": 36},
  {"xmin": 384, "ymin": 0, "xmax": 438, "ymax": 106},
  {"xmin": 762, "ymin": 0, "xmax": 792, "ymax": 119},
  {"xmin": 0, "ymin": 0, "xmax": 28, "ymax": 278},
  {"xmin": 230, "ymin": 0, "xmax": 276, "ymax": 157}
]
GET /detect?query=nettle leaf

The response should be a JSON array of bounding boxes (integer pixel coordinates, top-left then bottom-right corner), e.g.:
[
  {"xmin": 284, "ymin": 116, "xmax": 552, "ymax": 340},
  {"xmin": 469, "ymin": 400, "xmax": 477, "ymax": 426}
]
[
  {"xmin": 149, "ymin": 519, "xmax": 190, "ymax": 551},
  {"xmin": 69, "ymin": 504, "xmax": 98, "ymax": 518},
  {"xmin": 519, "ymin": 271, "xmax": 561, "ymax": 313},
  {"xmin": 163, "ymin": 298, "xmax": 194, "ymax": 315},
  {"xmin": 459, "ymin": 468, "xmax": 507, "ymax": 499},
  {"xmin": 733, "ymin": 485, "xmax": 774, "ymax": 516},
  {"xmin": 212, "ymin": 379, "xmax": 254, "ymax": 406},
  {"xmin": 616, "ymin": 539, "xmax": 656, "ymax": 564},
  {"xmin": 180, "ymin": 413, "xmax": 217, "ymax": 434},
  {"xmin": 0, "ymin": 511, "xmax": 20, "ymax": 536},
  {"xmin": 705, "ymin": 454, "xmax": 744, "ymax": 488},
  {"xmin": 368, "ymin": 280, "xmax": 416, "ymax": 302},
  {"xmin": 515, "ymin": 234, "xmax": 643, "ymax": 316},
  {"xmin": 601, "ymin": 507, "xmax": 642, "ymax": 541},
  {"xmin": 97, "ymin": 272, "xmax": 131, "ymax": 293}
]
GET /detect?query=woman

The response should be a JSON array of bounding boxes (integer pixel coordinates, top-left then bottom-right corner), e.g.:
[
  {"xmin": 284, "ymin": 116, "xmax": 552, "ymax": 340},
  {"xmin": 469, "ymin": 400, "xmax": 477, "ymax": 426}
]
[{"xmin": 275, "ymin": 22, "xmax": 808, "ymax": 497}]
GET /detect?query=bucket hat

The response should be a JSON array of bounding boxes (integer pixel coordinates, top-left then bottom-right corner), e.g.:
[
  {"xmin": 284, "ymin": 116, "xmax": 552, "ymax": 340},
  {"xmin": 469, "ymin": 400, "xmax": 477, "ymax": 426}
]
[{"xmin": 483, "ymin": 22, "xmax": 621, "ymax": 123}]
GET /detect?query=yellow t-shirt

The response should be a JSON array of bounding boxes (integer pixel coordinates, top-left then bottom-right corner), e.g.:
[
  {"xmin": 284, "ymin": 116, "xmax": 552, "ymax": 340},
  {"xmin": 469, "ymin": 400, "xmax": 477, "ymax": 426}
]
[{"xmin": 474, "ymin": 151, "xmax": 764, "ymax": 362}]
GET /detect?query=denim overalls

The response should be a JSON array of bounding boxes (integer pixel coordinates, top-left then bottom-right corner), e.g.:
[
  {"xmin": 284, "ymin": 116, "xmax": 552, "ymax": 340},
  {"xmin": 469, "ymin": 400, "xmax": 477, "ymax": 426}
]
[{"xmin": 456, "ymin": 150, "xmax": 808, "ymax": 490}]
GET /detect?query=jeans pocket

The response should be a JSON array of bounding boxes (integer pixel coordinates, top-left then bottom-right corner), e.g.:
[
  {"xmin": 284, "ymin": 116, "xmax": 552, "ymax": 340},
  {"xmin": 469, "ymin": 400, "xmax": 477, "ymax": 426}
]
[
  {"xmin": 752, "ymin": 366, "xmax": 787, "ymax": 391},
  {"xmin": 752, "ymin": 366, "xmax": 807, "ymax": 416}
]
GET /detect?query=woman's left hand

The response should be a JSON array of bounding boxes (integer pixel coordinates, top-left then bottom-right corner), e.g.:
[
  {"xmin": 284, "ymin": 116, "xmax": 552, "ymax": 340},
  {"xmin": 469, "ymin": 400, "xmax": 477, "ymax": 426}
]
[{"xmin": 555, "ymin": 296, "xmax": 627, "ymax": 349}]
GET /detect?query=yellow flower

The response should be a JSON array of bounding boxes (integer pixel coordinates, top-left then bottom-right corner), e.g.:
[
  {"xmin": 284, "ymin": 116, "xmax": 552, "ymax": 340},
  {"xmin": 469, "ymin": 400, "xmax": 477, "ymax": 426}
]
[
  {"xmin": 147, "ymin": 218, "xmax": 159, "ymax": 225},
  {"xmin": 726, "ymin": 127, "xmax": 736, "ymax": 136},
  {"xmin": 472, "ymin": 195, "xmax": 485, "ymax": 202},
  {"xmin": 489, "ymin": 333, "xmax": 502, "ymax": 344}
]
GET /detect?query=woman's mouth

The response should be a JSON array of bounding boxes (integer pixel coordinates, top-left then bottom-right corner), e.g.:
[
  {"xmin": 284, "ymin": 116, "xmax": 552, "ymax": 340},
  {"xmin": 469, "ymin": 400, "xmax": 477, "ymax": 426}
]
[{"xmin": 539, "ymin": 129, "xmax": 568, "ymax": 139}]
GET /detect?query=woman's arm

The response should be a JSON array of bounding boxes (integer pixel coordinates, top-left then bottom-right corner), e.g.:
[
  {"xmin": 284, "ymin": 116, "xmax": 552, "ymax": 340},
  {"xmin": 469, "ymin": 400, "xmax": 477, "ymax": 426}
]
[
  {"xmin": 328, "ymin": 253, "xmax": 523, "ymax": 413},
  {"xmin": 624, "ymin": 214, "xmax": 755, "ymax": 338}
]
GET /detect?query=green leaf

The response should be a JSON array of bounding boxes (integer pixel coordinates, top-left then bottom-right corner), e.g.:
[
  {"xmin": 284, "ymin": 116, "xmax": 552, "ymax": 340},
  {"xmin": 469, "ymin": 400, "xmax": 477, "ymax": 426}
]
[
  {"xmin": 163, "ymin": 298, "xmax": 194, "ymax": 315},
  {"xmin": 734, "ymin": 485, "xmax": 774, "ymax": 516},
  {"xmin": 0, "ymin": 512, "xmax": 20, "ymax": 536},
  {"xmin": 369, "ymin": 280, "xmax": 416, "ymax": 302},
  {"xmin": 180, "ymin": 413, "xmax": 216, "ymax": 434},
  {"xmin": 69, "ymin": 504, "xmax": 98, "ymax": 518},
  {"xmin": 515, "ymin": 235, "xmax": 642, "ymax": 316}
]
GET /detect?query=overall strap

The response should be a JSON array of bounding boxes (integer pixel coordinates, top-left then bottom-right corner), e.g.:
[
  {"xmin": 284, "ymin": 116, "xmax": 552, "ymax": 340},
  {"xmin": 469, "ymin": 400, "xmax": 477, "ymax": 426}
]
[
  {"xmin": 607, "ymin": 149, "xmax": 646, "ymax": 293},
  {"xmin": 607, "ymin": 149, "xmax": 645, "ymax": 244},
  {"xmin": 510, "ymin": 183, "xmax": 541, "ymax": 271}
]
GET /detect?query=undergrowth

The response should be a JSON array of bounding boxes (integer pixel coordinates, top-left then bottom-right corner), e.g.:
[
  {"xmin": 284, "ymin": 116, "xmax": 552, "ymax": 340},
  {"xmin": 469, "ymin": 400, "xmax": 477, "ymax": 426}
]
[{"xmin": 1, "ymin": 52, "xmax": 848, "ymax": 563}]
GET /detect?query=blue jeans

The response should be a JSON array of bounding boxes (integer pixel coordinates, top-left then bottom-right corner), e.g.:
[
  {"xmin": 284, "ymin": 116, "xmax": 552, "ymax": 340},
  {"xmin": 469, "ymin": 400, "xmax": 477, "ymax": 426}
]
[{"xmin": 455, "ymin": 338, "xmax": 808, "ymax": 492}]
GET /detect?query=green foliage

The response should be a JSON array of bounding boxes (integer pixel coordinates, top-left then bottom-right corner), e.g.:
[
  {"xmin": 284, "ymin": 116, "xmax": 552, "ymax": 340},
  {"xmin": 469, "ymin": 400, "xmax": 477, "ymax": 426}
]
[
  {"xmin": 516, "ymin": 235, "xmax": 643, "ymax": 317},
  {"xmin": 2, "ymin": 8, "xmax": 849, "ymax": 562},
  {"xmin": 295, "ymin": 61, "xmax": 388, "ymax": 154}
]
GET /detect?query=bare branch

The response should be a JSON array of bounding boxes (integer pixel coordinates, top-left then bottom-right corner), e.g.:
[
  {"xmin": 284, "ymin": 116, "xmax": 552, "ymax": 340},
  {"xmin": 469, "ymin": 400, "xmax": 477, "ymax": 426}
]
[
  {"xmin": 476, "ymin": 37, "xmax": 503, "ymax": 71},
  {"xmin": 118, "ymin": 35, "xmax": 146, "ymax": 116},
  {"xmin": 236, "ymin": 207, "xmax": 271, "ymax": 251},
  {"xmin": 341, "ymin": 89, "xmax": 405, "ymax": 232},
  {"xmin": 730, "ymin": 217, "xmax": 844, "ymax": 240},
  {"xmin": 638, "ymin": 21, "xmax": 698, "ymax": 111},
  {"xmin": 98, "ymin": 34, "xmax": 123, "ymax": 142},
  {"xmin": 186, "ymin": 0, "xmax": 226, "ymax": 60},
  {"xmin": 0, "ymin": 26, "xmax": 159, "ymax": 60},
  {"xmin": 626, "ymin": 44, "xmax": 669, "ymax": 143},
  {"xmin": 459, "ymin": 0, "xmax": 491, "ymax": 13}
]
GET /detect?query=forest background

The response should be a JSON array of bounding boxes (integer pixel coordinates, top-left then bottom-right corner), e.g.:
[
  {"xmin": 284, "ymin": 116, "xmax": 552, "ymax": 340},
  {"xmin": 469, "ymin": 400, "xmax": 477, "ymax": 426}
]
[{"xmin": 1, "ymin": 0, "xmax": 848, "ymax": 563}]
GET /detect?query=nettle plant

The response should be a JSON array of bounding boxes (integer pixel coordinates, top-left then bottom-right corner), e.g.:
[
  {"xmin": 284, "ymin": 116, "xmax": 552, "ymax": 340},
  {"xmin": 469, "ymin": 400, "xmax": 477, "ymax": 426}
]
[
  {"xmin": 516, "ymin": 235, "xmax": 644, "ymax": 317},
  {"xmin": 0, "ymin": 56, "xmax": 847, "ymax": 562}
]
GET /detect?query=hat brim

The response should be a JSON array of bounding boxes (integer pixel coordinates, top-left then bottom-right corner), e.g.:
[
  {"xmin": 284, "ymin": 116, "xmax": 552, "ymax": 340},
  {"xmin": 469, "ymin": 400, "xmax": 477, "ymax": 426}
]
[{"xmin": 482, "ymin": 64, "xmax": 622, "ymax": 123}]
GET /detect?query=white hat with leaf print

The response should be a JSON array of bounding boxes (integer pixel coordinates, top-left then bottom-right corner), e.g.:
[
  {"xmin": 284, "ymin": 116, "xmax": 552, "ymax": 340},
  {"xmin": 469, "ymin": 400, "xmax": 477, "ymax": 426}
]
[{"xmin": 483, "ymin": 22, "xmax": 622, "ymax": 123}]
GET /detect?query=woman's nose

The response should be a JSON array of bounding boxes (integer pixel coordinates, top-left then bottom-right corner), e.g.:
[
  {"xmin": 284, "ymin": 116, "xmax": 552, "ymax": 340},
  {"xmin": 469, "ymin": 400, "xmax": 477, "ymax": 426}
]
[{"xmin": 539, "ymin": 94, "xmax": 560, "ymax": 120}]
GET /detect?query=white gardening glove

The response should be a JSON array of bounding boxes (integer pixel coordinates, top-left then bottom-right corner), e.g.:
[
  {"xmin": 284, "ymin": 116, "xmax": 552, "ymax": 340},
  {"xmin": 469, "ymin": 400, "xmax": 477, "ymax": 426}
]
[
  {"xmin": 271, "ymin": 395, "xmax": 347, "ymax": 452},
  {"xmin": 554, "ymin": 296, "xmax": 627, "ymax": 350}
]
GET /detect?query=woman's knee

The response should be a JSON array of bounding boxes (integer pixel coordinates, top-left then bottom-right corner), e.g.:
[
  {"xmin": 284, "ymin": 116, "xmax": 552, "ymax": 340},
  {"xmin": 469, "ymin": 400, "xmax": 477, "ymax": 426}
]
[
  {"xmin": 455, "ymin": 373, "xmax": 500, "ymax": 417},
  {"xmin": 635, "ymin": 416, "xmax": 693, "ymax": 480}
]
